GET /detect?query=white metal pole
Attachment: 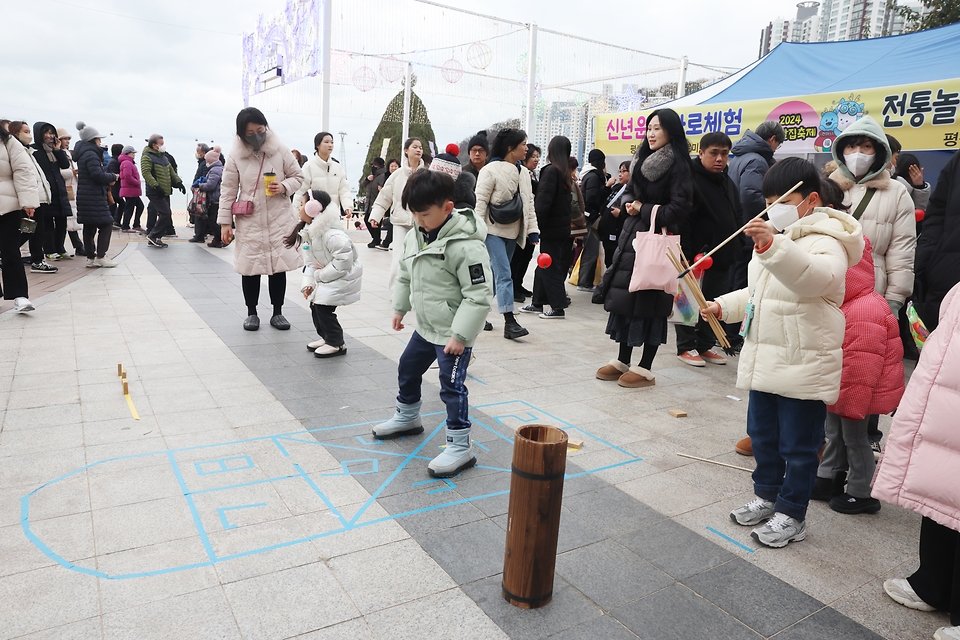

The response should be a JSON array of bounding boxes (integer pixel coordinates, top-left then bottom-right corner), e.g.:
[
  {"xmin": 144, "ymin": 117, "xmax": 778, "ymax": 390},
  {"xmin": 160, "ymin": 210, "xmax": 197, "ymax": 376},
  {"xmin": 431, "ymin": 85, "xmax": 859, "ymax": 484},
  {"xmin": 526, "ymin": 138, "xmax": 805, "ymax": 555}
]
[
  {"xmin": 525, "ymin": 23, "xmax": 538, "ymax": 135},
  {"xmin": 320, "ymin": 0, "xmax": 333, "ymax": 130},
  {"xmin": 402, "ymin": 63, "xmax": 412, "ymax": 146},
  {"xmin": 677, "ymin": 55, "xmax": 689, "ymax": 98}
]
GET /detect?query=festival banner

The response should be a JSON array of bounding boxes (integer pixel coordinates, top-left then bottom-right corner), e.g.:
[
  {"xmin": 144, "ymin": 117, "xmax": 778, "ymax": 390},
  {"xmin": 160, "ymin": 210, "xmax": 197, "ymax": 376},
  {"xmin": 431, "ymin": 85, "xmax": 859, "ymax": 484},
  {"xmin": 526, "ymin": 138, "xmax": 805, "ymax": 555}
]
[{"xmin": 595, "ymin": 79, "xmax": 960, "ymax": 156}]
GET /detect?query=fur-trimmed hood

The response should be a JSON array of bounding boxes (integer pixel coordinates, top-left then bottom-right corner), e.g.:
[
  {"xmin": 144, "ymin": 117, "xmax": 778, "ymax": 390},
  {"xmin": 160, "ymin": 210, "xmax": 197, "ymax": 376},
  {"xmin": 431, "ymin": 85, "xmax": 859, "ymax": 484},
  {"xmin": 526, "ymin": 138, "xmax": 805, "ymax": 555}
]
[
  {"xmin": 831, "ymin": 116, "xmax": 892, "ymax": 185},
  {"xmin": 229, "ymin": 129, "xmax": 285, "ymax": 161},
  {"xmin": 305, "ymin": 205, "xmax": 342, "ymax": 237}
]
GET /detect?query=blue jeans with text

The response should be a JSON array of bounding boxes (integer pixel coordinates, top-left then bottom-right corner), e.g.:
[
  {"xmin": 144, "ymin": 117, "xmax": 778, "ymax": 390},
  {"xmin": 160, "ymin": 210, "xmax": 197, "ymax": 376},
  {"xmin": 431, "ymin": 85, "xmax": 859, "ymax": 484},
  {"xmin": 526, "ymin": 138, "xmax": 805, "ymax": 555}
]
[{"xmin": 397, "ymin": 331, "xmax": 472, "ymax": 430}]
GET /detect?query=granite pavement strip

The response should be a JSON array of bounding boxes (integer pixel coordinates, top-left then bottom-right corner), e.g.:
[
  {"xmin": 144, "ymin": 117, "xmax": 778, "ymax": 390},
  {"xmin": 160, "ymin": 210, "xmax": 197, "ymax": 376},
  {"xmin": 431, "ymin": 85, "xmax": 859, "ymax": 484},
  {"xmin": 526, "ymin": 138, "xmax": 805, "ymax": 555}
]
[{"xmin": 0, "ymin": 229, "xmax": 945, "ymax": 639}]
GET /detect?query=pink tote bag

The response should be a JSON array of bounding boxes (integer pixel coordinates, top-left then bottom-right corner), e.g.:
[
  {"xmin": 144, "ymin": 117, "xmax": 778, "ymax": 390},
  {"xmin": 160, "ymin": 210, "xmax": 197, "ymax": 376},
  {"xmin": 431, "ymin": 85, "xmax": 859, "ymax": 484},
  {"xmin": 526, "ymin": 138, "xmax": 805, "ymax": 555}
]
[{"xmin": 628, "ymin": 206, "xmax": 682, "ymax": 295}]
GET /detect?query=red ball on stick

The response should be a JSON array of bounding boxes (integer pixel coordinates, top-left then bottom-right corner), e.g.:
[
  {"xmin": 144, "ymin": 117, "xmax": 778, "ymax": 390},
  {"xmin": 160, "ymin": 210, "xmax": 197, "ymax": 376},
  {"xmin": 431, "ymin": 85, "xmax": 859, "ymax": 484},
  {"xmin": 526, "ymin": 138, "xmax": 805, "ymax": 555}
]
[
  {"xmin": 694, "ymin": 253, "xmax": 714, "ymax": 270},
  {"xmin": 536, "ymin": 253, "xmax": 553, "ymax": 269},
  {"xmin": 915, "ymin": 209, "xmax": 925, "ymax": 222}
]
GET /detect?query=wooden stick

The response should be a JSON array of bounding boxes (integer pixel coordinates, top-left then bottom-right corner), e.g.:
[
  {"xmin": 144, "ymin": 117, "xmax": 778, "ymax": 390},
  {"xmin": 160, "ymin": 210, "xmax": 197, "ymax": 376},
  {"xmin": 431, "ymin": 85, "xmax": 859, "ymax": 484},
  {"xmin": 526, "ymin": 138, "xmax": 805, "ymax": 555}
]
[
  {"xmin": 667, "ymin": 249, "xmax": 730, "ymax": 349},
  {"xmin": 677, "ymin": 453, "xmax": 752, "ymax": 472},
  {"xmin": 678, "ymin": 180, "xmax": 804, "ymax": 278}
]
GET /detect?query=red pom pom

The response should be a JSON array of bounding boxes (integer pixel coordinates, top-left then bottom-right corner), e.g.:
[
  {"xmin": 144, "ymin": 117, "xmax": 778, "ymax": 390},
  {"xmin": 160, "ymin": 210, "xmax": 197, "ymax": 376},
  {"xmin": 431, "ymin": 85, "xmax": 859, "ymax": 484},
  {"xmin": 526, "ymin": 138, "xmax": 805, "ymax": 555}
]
[
  {"xmin": 445, "ymin": 143, "xmax": 460, "ymax": 156},
  {"xmin": 915, "ymin": 208, "xmax": 925, "ymax": 222},
  {"xmin": 694, "ymin": 253, "xmax": 713, "ymax": 270},
  {"xmin": 537, "ymin": 253, "xmax": 553, "ymax": 269}
]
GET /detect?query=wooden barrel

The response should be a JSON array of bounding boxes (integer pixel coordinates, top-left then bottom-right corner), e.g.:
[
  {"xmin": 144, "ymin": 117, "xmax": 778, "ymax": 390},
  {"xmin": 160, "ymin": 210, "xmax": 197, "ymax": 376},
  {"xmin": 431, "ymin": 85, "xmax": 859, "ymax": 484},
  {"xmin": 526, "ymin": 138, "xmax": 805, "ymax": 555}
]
[{"xmin": 501, "ymin": 424, "xmax": 568, "ymax": 609}]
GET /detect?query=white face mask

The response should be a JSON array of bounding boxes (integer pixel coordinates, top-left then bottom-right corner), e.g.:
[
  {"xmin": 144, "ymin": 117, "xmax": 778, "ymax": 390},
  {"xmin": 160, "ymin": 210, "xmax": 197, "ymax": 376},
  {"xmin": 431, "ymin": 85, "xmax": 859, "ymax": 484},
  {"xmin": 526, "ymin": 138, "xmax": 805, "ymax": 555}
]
[
  {"xmin": 767, "ymin": 203, "xmax": 801, "ymax": 231},
  {"xmin": 158, "ymin": 145, "xmax": 166, "ymax": 153},
  {"xmin": 844, "ymin": 151, "xmax": 875, "ymax": 177}
]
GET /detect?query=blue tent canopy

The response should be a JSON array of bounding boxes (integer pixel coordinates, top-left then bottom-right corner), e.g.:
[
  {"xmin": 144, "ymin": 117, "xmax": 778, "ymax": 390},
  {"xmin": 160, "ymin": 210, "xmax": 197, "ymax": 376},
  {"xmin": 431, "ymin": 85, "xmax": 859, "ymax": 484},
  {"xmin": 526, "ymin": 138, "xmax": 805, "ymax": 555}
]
[{"xmin": 702, "ymin": 22, "xmax": 960, "ymax": 104}]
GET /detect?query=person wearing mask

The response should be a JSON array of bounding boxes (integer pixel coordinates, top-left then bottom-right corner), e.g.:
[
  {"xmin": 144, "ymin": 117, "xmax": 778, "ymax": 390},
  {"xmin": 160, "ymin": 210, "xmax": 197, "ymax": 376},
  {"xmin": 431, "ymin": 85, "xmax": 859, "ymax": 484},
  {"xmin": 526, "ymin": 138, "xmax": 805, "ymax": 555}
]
[
  {"xmin": 74, "ymin": 122, "xmax": 118, "ymax": 268},
  {"xmin": 363, "ymin": 157, "xmax": 386, "ymax": 248},
  {"xmin": 106, "ymin": 143, "xmax": 124, "ymax": 228},
  {"xmin": 474, "ymin": 128, "xmax": 538, "ymax": 339},
  {"xmin": 369, "ymin": 138, "xmax": 426, "ymax": 292},
  {"xmin": 728, "ymin": 121, "xmax": 784, "ymax": 292},
  {"xmin": 594, "ymin": 110, "xmax": 693, "ymax": 388},
  {"xmin": 596, "ymin": 161, "xmax": 630, "ymax": 270},
  {"xmin": 293, "ymin": 132, "xmax": 353, "ymax": 218},
  {"xmin": 56, "ymin": 128, "xmax": 86, "ymax": 254},
  {"xmin": 118, "ymin": 146, "xmax": 144, "ymax": 232},
  {"xmin": 510, "ymin": 144, "xmax": 541, "ymax": 302},
  {"xmin": 141, "ymin": 134, "xmax": 185, "ymax": 247},
  {"xmin": 31, "ymin": 122, "xmax": 72, "ymax": 261},
  {"xmin": 0, "ymin": 119, "xmax": 39, "ymax": 312},
  {"xmin": 462, "ymin": 131, "xmax": 488, "ymax": 179},
  {"xmin": 520, "ymin": 135, "xmax": 573, "ymax": 320},
  {"xmin": 575, "ymin": 148, "xmax": 614, "ymax": 291},
  {"xmin": 188, "ymin": 143, "xmax": 211, "ymax": 228},
  {"xmin": 190, "ymin": 148, "xmax": 223, "ymax": 245},
  {"xmin": 829, "ymin": 116, "xmax": 916, "ymax": 458},
  {"xmin": 217, "ymin": 107, "xmax": 304, "ymax": 331},
  {"xmin": 8, "ymin": 121, "xmax": 56, "ymax": 273},
  {"xmin": 886, "ymin": 134, "xmax": 930, "ymax": 211},
  {"xmin": 676, "ymin": 131, "xmax": 742, "ymax": 367}
]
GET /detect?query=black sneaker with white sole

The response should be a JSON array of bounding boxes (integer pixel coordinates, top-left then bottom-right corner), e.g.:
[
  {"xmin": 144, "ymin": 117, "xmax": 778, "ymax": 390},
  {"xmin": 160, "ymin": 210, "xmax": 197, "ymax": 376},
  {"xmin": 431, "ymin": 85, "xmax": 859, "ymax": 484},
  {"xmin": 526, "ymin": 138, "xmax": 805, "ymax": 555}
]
[
  {"xmin": 30, "ymin": 262, "xmax": 58, "ymax": 273},
  {"xmin": 539, "ymin": 308, "xmax": 565, "ymax": 319},
  {"xmin": 146, "ymin": 237, "xmax": 167, "ymax": 248},
  {"xmin": 519, "ymin": 304, "xmax": 543, "ymax": 314}
]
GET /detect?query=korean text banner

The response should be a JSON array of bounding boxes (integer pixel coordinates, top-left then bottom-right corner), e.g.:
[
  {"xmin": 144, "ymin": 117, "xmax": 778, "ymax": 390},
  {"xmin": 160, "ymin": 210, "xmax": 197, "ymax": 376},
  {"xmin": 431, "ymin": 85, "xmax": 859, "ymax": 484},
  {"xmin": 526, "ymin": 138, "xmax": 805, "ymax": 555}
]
[{"xmin": 595, "ymin": 79, "xmax": 960, "ymax": 156}]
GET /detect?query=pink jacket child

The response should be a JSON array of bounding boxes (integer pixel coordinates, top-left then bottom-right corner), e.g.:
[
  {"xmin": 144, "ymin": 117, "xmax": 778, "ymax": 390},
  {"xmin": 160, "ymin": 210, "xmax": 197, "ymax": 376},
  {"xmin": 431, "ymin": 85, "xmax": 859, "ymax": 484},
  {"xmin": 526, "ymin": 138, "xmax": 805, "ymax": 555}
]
[
  {"xmin": 873, "ymin": 279, "xmax": 960, "ymax": 530},
  {"xmin": 118, "ymin": 153, "xmax": 142, "ymax": 198},
  {"xmin": 828, "ymin": 237, "xmax": 905, "ymax": 420}
]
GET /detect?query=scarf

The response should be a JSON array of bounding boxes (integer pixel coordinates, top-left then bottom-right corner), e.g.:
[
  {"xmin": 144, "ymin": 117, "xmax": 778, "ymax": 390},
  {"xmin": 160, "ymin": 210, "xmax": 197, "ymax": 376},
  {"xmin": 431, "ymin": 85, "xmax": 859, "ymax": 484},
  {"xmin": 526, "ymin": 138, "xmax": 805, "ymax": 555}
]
[
  {"xmin": 43, "ymin": 142, "xmax": 56, "ymax": 163},
  {"xmin": 640, "ymin": 145, "xmax": 675, "ymax": 182}
]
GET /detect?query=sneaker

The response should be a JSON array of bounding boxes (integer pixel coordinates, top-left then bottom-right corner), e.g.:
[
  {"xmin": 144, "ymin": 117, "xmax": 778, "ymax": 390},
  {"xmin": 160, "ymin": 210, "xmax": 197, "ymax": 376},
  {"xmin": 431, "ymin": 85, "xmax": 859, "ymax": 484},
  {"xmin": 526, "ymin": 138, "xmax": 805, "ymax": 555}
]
[
  {"xmin": 811, "ymin": 472, "xmax": 845, "ymax": 501},
  {"xmin": 519, "ymin": 304, "xmax": 543, "ymax": 314},
  {"xmin": 186, "ymin": 223, "xmax": 194, "ymax": 228},
  {"xmin": 539, "ymin": 308, "xmax": 565, "ymax": 319},
  {"xmin": 121, "ymin": 228, "xmax": 136, "ymax": 233},
  {"xmin": 45, "ymin": 253, "xmax": 61, "ymax": 261},
  {"xmin": 576, "ymin": 285, "xmax": 595, "ymax": 292},
  {"xmin": 883, "ymin": 578, "xmax": 936, "ymax": 611},
  {"xmin": 163, "ymin": 233, "xmax": 178, "ymax": 238},
  {"xmin": 700, "ymin": 349, "xmax": 727, "ymax": 365},
  {"xmin": 30, "ymin": 262, "xmax": 58, "ymax": 273},
  {"xmin": 829, "ymin": 493, "xmax": 881, "ymax": 515},
  {"xmin": 730, "ymin": 497, "xmax": 775, "ymax": 526},
  {"xmin": 13, "ymin": 297, "xmax": 35, "ymax": 312},
  {"xmin": 112, "ymin": 223, "xmax": 121, "ymax": 230},
  {"xmin": 870, "ymin": 440, "xmax": 882, "ymax": 461},
  {"xmin": 146, "ymin": 237, "xmax": 166, "ymax": 248},
  {"xmin": 94, "ymin": 257, "xmax": 117, "ymax": 268},
  {"xmin": 188, "ymin": 237, "xmax": 204, "ymax": 243},
  {"xmin": 58, "ymin": 252, "xmax": 73, "ymax": 259},
  {"xmin": 366, "ymin": 241, "xmax": 380, "ymax": 249},
  {"xmin": 677, "ymin": 351, "xmax": 705, "ymax": 367},
  {"xmin": 375, "ymin": 245, "xmax": 389, "ymax": 251},
  {"xmin": 935, "ymin": 627, "xmax": 960, "ymax": 640},
  {"xmin": 751, "ymin": 512, "xmax": 806, "ymax": 548},
  {"xmin": 86, "ymin": 258, "xmax": 98, "ymax": 268},
  {"xmin": 483, "ymin": 321, "xmax": 493, "ymax": 331},
  {"xmin": 132, "ymin": 226, "xmax": 145, "ymax": 233}
]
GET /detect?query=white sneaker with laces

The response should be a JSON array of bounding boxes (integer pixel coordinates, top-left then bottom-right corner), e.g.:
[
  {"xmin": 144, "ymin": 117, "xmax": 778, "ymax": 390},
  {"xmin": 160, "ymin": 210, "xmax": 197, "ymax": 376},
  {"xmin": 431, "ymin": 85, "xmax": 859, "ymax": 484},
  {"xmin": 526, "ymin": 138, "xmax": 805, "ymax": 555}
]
[
  {"xmin": 13, "ymin": 297, "xmax": 35, "ymax": 312},
  {"xmin": 94, "ymin": 257, "xmax": 117, "ymax": 268},
  {"xmin": 730, "ymin": 497, "xmax": 775, "ymax": 526},
  {"xmin": 751, "ymin": 512, "xmax": 806, "ymax": 548},
  {"xmin": 935, "ymin": 626, "xmax": 960, "ymax": 640},
  {"xmin": 86, "ymin": 258, "xmax": 98, "ymax": 268},
  {"xmin": 883, "ymin": 578, "xmax": 936, "ymax": 611}
]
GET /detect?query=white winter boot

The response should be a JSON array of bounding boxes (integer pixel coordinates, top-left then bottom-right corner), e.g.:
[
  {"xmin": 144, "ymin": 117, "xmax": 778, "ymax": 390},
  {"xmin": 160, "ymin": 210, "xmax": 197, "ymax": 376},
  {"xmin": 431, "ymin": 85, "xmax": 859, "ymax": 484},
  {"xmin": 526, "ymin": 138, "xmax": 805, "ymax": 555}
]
[
  {"xmin": 372, "ymin": 401, "xmax": 424, "ymax": 439},
  {"xmin": 428, "ymin": 428, "xmax": 476, "ymax": 477}
]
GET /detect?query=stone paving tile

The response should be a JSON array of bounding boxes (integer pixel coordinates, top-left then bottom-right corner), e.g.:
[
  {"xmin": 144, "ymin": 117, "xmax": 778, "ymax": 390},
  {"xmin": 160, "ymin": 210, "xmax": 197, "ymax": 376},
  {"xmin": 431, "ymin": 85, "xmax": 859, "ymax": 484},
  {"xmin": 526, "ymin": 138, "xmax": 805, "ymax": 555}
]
[
  {"xmin": 100, "ymin": 585, "xmax": 242, "ymax": 640},
  {"xmin": 611, "ymin": 584, "xmax": 762, "ymax": 640},
  {"xmin": 617, "ymin": 518, "xmax": 736, "ymax": 580},
  {"xmin": 0, "ymin": 564, "xmax": 100, "ymax": 639},
  {"xmin": 364, "ymin": 588, "xmax": 510, "ymax": 640},
  {"xmin": 546, "ymin": 615, "xmax": 639, "ymax": 639}
]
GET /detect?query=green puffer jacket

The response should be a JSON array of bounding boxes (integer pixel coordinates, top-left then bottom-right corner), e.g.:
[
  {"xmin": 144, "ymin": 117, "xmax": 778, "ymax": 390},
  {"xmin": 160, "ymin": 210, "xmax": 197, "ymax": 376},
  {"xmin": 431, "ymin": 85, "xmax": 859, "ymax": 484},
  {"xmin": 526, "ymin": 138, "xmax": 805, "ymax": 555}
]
[
  {"xmin": 394, "ymin": 208, "xmax": 493, "ymax": 347},
  {"xmin": 140, "ymin": 146, "xmax": 183, "ymax": 196}
]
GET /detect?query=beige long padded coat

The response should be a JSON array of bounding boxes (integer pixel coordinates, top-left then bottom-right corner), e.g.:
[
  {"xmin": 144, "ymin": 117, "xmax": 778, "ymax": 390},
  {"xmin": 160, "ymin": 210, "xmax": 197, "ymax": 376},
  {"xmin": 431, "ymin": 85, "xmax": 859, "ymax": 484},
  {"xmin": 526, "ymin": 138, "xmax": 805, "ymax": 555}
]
[{"xmin": 218, "ymin": 130, "xmax": 304, "ymax": 277}]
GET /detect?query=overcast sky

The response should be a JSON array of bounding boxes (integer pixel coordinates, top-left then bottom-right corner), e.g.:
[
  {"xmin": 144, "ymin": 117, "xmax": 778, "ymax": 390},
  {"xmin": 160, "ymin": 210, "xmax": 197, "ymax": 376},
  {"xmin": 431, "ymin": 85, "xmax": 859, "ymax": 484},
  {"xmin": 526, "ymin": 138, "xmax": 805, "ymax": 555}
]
[{"xmin": 7, "ymin": 0, "xmax": 804, "ymax": 200}]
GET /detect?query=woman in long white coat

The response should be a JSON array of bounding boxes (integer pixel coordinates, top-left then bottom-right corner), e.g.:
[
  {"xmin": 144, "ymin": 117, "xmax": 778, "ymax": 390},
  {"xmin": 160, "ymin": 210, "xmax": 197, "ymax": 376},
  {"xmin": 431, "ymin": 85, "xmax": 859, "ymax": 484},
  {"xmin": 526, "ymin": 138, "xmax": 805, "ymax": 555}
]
[
  {"xmin": 218, "ymin": 108, "xmax": 304, "ymax": 332},
  {"xmin": 368, "ymin": 137, "xmax": 426, "ymax": 293},
  {"xmin": 293, "ymin": 131, "xmax": 353, "ymax": 216},
  {"xmin": 0, "ymin": 124, "xmax": 39, "ymax": 312}
]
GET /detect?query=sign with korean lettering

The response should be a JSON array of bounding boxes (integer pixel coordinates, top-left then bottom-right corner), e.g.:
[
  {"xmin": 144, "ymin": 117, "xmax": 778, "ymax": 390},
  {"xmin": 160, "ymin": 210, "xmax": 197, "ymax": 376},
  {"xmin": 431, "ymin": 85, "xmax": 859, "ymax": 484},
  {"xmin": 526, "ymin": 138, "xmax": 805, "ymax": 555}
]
[{"xmin": 594, "ymin": 79, "xmax": 960, "ymax": 155}]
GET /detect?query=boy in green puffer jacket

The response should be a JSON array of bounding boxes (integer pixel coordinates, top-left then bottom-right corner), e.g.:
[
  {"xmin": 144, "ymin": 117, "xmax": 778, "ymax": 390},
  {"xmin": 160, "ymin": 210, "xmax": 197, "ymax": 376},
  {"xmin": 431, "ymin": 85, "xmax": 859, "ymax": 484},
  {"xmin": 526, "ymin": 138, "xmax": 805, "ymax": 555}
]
[{"xmin": 372, "ymin": 170, "xmax": 493, "ymax": 478}]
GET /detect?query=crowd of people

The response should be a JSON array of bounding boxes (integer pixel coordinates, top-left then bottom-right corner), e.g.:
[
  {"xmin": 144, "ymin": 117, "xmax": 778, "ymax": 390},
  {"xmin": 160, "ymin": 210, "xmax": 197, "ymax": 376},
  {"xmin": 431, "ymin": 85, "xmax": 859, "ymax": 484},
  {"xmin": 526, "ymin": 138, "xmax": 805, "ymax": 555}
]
[{"xmin": 2, "ymin": 106, "xmax": 959, "ymax": 637}]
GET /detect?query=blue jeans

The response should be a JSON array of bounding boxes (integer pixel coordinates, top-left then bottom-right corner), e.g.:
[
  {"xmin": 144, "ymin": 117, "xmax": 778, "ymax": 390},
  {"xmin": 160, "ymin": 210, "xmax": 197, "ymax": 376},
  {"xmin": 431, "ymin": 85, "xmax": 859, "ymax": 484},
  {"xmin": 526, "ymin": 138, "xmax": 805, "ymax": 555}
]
[
  {"xmin": 397, "ymin": 331, "xmax": 472, "ymax": 431},
  {"xmin": 485, "ymin": 234, "xmax": 517, "ymax": 314},
  {"xmin": 747, "ymin": 390, "xmax": 826, "ymax": 521}
]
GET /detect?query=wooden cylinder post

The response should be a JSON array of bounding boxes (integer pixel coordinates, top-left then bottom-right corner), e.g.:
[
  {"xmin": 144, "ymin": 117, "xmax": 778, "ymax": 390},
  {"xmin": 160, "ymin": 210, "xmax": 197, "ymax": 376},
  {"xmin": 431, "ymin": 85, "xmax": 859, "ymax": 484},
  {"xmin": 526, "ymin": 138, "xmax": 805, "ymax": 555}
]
[{"xmin": 502, "ymin": 424, "xmax": 568, "ymax": 609}]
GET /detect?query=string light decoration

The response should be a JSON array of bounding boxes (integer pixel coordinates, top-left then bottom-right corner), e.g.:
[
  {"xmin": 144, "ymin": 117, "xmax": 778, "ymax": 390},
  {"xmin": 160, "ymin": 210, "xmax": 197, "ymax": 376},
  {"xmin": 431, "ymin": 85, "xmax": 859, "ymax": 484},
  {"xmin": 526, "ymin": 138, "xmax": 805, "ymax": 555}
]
[
  {"xmin": 467, "ymin": 42, "xmax": 493, "ymax": 70},
  {"xmin": 380, "ymin": 56, "xmax": 403, "ymax": 83},
  {"xmin": 352, "ymin": 66, "xmax": 377, "ymax": 92},
  {"xmin": 614, "ymin": 85, "xmax": 648, "ymax": 113},
  {"xmin": 241, "ymin": 0, "xmax": 322, "ymax": 101},
  {"xmin": 441, "ymin": 58, "xmax": 464, "ymax": 84}
]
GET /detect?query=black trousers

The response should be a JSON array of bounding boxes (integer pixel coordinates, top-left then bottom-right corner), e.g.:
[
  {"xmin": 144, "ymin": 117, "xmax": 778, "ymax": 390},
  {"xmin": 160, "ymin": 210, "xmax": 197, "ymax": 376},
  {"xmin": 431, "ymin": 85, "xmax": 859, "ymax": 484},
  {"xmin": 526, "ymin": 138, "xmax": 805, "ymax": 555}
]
[
  {"xmin": 121, "ymin": 196, "xmax": 144, "ymax": 230},
  {"xmin": 42, "ymin": 209, "xmax": 68, "ymax": 255},
  {"xmin": 532, "ymin": 236, "xmax": 572, "ymax": 310},
  {"xmin": 83, "ymin": 223, "xmax": 113, "ymax": 259},
  {"xmin": 909, "ymin": 516, "xmax": 960, "ymax": 626},
  {"xmin": 364, "ymin": 210, "xmax": 381, "ymax": 245},
  {"xmin": 576, "ymin": 227, "xmax": 602, "ymax": 288},
  {"xmin": 147, "ymin": 194, "xmax": 172, "ymax": 241},
  {"xmin": 601, "ymin": 237, "xmax": 618, "ymax": 268},
  {"xmin": 382, "ymin": 218, "xmax": 394, "ymax": 247},
  {"xmin": 310, "ymin": 304, "xmax": 344, "ymax": 347},
  {"xmin": 241, "ymin": 272, "xmax": 286, "ymax": 316},
  {"xmin": 0, "ymin": 210, "xmax": 28, "ymax": 299},
  {"xmin": 676, "ymin": 267, "xmax": 730, "ymax": 354},
  {"xmin": 511, "ymin": 240, "xmax": 535, "ymax": 294}
]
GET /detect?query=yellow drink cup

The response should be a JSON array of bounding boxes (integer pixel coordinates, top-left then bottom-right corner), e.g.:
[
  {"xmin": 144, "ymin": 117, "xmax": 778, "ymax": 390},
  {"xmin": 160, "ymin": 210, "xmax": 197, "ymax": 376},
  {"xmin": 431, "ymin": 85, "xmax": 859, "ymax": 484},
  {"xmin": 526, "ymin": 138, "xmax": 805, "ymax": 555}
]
[{"xmin": 263, "ymin": 172, "xmax": 277, "ymax": 196}]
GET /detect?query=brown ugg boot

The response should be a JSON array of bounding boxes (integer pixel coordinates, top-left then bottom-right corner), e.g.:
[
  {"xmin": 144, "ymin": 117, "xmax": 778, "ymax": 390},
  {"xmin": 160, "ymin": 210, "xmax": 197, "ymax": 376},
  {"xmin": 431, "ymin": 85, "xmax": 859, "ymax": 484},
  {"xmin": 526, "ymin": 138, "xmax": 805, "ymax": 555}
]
[
  {"xmin": 596, "ymin": 359, "xmax": 629, "ymax": 381},
  {"xmin": 735, "ymin": 436, "xmax": 753, "ymax": 456},
  {"xmin": 618, "ymin": 366, "xmax": 656, "ymax": 388}
]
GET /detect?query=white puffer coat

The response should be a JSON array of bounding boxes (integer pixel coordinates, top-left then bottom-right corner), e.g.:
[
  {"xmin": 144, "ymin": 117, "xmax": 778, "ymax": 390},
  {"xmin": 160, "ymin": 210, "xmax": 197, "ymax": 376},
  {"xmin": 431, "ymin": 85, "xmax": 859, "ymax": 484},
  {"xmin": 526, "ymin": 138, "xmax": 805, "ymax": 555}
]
[
  {"xmin": 369, "ymin": 159, "xmax": 425, "ymax": 229},
  {"xmin": 60, "ymin": 155, "xmax": 78, "ymax": 216},
  {"xmin": 474, "ymin": 160, "xmax": 539, "ymax": 248},
  {"xmin": 715, "ymin": 208, "xmax": 864, "ymax": 404},
  {"xmin": 293, "ymin": 155, "xmax": 353, "ymax": 215},
  {"xmin": 299, "ymin": 206, "xmax": 362, "ymax": 307},
  {"xmin": 1, "ymin": 137, "xmax": 40, "ymax": 215},
  {"xmin": 830, "ymin": 116, "xmax": 916, "ymax": 305},
  {"xmin": 218, "ymin": 130, "xmax": 304, "ymax": 277}
]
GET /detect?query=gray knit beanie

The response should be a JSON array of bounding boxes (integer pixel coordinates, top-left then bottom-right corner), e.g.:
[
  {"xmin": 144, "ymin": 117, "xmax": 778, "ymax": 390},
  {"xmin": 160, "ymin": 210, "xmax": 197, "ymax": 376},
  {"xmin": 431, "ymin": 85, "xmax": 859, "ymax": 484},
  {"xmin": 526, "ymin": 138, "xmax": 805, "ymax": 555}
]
[{"xmin": 76, "ymin": 121, "xmax": 102, "ymax": 142}]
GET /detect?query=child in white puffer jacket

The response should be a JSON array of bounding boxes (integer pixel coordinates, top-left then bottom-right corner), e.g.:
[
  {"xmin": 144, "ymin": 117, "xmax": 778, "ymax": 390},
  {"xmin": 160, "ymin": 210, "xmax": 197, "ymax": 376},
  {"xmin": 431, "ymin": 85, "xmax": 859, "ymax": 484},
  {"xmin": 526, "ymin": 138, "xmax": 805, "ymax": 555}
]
[{"xmin": 286, "ymin": 189, "xmax": 362, "ymax": 358}]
